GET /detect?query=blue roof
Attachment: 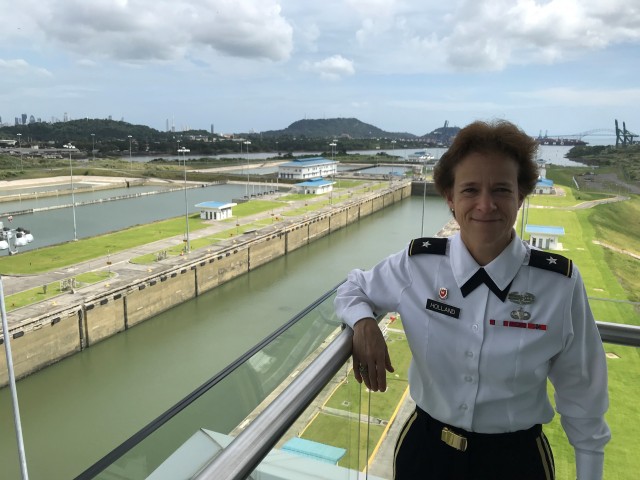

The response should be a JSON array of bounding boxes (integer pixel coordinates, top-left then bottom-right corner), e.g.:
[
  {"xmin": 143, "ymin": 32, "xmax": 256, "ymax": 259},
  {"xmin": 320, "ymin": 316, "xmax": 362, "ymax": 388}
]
[
  {"xmin": 536, "ymin": 178, "xmax": 554, "ymax": 186},
  {"xmin": 194, "ymin": 201, "xmax": 236, "ymax": 209},
  {"xmin": 281, "ymin": 437, "xmax": 346, "ymax": 464},
  {"xmin": 280, "ymin": 157, "xmax": 336, "ymax": 167},
  {"xmin": 295, "ymin": 178, "xmax": 333, "ymax": 187},
  {"xmin": 525, "ymin": 224, "xmax": 565, "ymax": 235}
]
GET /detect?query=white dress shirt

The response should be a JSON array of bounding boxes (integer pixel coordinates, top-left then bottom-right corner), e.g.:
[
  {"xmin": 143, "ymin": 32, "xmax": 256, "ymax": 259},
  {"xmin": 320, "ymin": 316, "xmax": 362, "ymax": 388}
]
[{"xmin": 335, "ymin": 232, "xmax": 610, "ymax": 479}]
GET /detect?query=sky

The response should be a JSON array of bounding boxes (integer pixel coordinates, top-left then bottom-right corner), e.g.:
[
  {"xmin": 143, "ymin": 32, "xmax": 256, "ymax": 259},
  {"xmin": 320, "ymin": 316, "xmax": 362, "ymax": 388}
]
[{"xmin": 1, "ymin": 0, "xmax": 640, "ymax": 142}]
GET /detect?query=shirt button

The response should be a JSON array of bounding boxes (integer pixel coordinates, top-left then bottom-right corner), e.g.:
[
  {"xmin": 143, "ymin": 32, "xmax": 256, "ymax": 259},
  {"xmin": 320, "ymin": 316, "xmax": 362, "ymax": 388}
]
[
  {"xmin": 465, "ymin": 375, "xmax": 473, "ymax": 382},
  {"xmin": 465, "ymin": 351, "xmax": 474, "ymax": 358},
  {"xmin": 460, "ymin": 404, "xmax": 468, "ymax": 411},
  {"xmin": 472, "ymin": 324, "xmax": 479, "ymax": 331}
]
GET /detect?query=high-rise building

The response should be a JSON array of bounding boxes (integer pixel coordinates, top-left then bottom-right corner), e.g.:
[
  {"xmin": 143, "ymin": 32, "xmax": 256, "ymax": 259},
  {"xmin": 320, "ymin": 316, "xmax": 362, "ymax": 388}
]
[{"xmin": 21, "ymin": 113, "xmax": 27, "ymax": 125}]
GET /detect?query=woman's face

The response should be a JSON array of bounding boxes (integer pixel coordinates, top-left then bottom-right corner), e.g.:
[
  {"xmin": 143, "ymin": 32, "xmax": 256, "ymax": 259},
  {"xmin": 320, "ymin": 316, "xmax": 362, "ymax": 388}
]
[{"xmin": 445, "ymin": 151, "xmax": 523, "ymax": 263}]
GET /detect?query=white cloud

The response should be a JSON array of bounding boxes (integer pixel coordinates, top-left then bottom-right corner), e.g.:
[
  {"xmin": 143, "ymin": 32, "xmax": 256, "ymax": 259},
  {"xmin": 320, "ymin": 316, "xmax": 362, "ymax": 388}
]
[
  {"xmin": 14, "ymin": 0, "xmax": 293, "ymax": 64},
  {"xmin": 302, "ymin": 54, "xmax": 356, "ymax": 80},
  {"xmin": 0, "ymin": 59, "xmax": 52, "ymax": 77}
]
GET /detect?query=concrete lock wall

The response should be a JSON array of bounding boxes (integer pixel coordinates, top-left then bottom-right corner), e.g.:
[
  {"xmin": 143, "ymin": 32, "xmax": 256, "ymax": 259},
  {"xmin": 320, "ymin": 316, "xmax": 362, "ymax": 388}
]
[
  {"xmin": 307, "ymin": 216, "xmax": 331, "ymax": 242},
  {"xmin": 216, "ymin": 249, "xmax": 250, "ymax": 284},
  {"xmin": 84, "ymin": 295, "xmax": 127, "ymax": 345},
  {"xmin": 1, "ymin": 183, "xmax": 422, "ymax": 386},
  {"xmin": 249, "ymin": 233, "xmax": 286, "ymax": 270},
  {"xmin": 329, "ymin": 208, "xmax": 348, "ymax": 232},
  {"xmin": 0, "ymin": 309, "xmax": 82, "ymax": 385},
  {"xmin": 346, "ymin": 205, "xmax": 360, "ymax": 224},
  {"xmin": 284, "ymin": 224, "xmax": 309, "ymax": 252},
  {"xmin": 195, "ymin": 258, "xmax": 222, "ymax": 293},
  {"xmin": 125, "ymin": 269, "xmax": 198, "ymax": 327},
  {"xmin": 371, "ymin": 195, "xmax": 385, "ymax": 213}
]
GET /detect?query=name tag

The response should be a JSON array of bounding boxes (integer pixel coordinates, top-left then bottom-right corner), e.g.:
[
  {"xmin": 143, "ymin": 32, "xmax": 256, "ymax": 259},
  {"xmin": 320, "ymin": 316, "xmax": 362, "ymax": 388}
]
[{"xmin": 426, "ymin": 299, "xmax": 460, "ymax": 319}]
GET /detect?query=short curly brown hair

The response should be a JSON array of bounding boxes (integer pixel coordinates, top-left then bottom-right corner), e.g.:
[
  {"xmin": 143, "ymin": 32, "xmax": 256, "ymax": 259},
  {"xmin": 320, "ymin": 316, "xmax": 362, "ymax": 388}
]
[{"xmin": 433, "ymin": 120, "xmax": 539, "ymax": 198}]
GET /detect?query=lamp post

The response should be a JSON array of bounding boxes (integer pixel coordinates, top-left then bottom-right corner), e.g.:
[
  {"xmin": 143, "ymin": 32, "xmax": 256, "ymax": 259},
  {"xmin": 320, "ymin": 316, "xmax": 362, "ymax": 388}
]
[
  {"xmin": 391, "ymin": 140, "xmax": 397, "ymax": 180},
  {"xmin": 16, "ymin": 133, "xmax": 22, "ymax": 171},
  {"xmin": 0, "ymin": 277, "xmax": 30, "ymax": 479},
  {"xmin": 127, "ymin": 135, "xmax": 132, "ymax": 171},
  {"xmin": 64, "ymin": 144, "xmax": 78, "ymax": 241},
  {"xmin": 91, "ymin": 133, "xmax": 95, "ymax": 161},
  {"xmin": 329, "ymin": 142, "xmax": 337, "ymax": 203},
  {"xmin": 178, "ymin": 145, "xmax": 191, "ymax": 252},
  {"xmin": 244, "ymin": 140, "xmax": 251, "ymax": 198}
]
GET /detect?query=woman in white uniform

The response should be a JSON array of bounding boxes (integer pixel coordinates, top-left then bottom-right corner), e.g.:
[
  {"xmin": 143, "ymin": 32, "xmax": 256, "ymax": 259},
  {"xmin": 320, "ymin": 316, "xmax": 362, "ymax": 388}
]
[{"xmin": 334, "ymin": 120, "xmax": 610, "ymax": 480}]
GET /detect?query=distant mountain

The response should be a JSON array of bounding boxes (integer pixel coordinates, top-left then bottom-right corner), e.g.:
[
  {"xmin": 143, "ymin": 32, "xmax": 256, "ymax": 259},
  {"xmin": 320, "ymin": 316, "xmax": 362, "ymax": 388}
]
[{"xmin": 261, "ymin": 118, "xmax": 417, "ymax": 140}]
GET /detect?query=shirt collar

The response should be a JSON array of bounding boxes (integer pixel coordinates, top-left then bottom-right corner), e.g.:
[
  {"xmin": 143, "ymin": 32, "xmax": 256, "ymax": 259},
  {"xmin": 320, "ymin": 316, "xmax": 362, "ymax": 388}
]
[{"xmin": 450, "ymin": 231, "xmax": 526, "ymax": 291}]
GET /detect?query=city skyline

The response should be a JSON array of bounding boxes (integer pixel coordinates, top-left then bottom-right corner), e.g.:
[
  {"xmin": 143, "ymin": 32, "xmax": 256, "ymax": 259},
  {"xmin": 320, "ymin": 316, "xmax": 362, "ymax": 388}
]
[{"xmin": 1, "ymin": 1, "xmax": 639, "ymax": 139}]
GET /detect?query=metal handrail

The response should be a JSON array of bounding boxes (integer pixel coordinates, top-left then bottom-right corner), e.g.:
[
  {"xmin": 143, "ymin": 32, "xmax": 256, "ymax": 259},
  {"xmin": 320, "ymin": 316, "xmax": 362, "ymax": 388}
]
[
  {"xmin": 194, "ymin": 327, "xmax": 353, "ymax": 480},
  {"xmin": 597, "ymin": 321, "xmax": 640, "ymax": 347}
]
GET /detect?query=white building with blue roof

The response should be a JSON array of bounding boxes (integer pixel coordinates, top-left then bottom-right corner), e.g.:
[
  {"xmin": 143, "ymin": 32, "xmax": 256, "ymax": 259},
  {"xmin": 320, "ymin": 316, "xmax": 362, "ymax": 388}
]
[
  {"xmin": 195, "ymin": 201, "xmax": 237, "ymax": 220},
  {"xmin": 278, "ymin": 157, "xmax": 338, "ymax": 180},
  {"xmin": 294, "ymin": 178, "xmax": 334, "ymax": 195},
  {"xmin": 535, "ymin": 177, "xmax": 554, "ymax": 195},
  {"xmin": 525, "ymin": 224, "xmax": 565, "ymax": 250}
]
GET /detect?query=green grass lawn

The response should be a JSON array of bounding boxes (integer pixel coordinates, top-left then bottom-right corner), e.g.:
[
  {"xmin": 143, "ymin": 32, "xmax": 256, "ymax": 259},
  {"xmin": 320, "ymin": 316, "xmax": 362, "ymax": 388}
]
[{"xmin": 3, "ymin": 271, "xmax": 114, "ymax": 311}]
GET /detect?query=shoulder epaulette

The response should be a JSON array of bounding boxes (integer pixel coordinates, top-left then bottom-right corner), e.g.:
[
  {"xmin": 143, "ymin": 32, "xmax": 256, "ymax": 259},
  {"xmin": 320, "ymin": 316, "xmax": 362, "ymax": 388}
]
[
  {"xmin": 408, "ymin": 237, "xmax": 448, "ymax": 256},
  {"xmin": 528, "ymin": 249, "xmax": 573, "ymax": 277}
]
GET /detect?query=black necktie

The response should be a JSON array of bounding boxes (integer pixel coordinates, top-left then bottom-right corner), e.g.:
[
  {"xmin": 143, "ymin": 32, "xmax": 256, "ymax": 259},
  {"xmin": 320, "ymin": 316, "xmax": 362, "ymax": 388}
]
[{"xmin": 460, "ymin": 268, "xmax": 512, "ymax": 302}]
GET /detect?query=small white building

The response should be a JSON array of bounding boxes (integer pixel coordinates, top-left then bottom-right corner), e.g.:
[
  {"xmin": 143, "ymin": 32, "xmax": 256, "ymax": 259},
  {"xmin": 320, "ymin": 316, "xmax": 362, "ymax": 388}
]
[
  {"xmin": 278, "ymin": 157, "xmax": 338, "ymax": 180},
  {"xmin": 535, "ymin": 178, "xmax": 554, "ymax": 195},
  {"xmin": 294, "ymin": 178, "xmax": 334, "ymax": 195},
  {"xmin": 195, "ymin": 201, "xmax": 237, "ymax": 220},
  {"xmin": 525, "ymin": 224, "xmax": 565, "ymax": 250}
]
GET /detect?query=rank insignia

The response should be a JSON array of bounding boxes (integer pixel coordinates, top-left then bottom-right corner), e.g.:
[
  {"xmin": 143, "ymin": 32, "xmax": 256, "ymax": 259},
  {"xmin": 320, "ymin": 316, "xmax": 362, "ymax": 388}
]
[{"xmin": 439, "ymin": 287, "xmax": 448, "ymax": 300}]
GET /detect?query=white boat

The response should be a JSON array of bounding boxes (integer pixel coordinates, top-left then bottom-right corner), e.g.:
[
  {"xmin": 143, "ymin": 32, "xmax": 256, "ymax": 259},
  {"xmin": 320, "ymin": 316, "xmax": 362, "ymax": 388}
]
[{"xmin": 407, "ymin": 150, "xmax": 435, "ymax": 162}]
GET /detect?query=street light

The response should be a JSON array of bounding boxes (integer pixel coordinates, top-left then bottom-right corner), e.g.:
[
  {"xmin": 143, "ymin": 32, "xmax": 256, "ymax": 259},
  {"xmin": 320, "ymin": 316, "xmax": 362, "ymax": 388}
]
[
  {"xmin": 16, "ymin": 133, "xmax": 22, "ymax": 171},
  {"xmin": 63, "ymin": 143, "xmax": 78, "ymax": 241},
  {"xmin": 178, "ymin": 145, "xmax": 191, "ymax": 253},
  {"xmin": 0, "ymin": 276, "xmax": 29, "ymax": 478},
  {"xmin": 128, "ymin": 135, "xmax": 133, "ymax": 171},
  {"xmin": 391, "ymin": 140, "xmax": 397, "ymax": 180},
  {"xmin": 91, "ymin": 133, "xmax": 95, "ymax": 161},
  {"xmin": 329, "ymin": 142, "xmax": 337, "ymax": 203},
  {"xmin": 244, "ymin": 140, "xmax": 251, "ymax": 198}
]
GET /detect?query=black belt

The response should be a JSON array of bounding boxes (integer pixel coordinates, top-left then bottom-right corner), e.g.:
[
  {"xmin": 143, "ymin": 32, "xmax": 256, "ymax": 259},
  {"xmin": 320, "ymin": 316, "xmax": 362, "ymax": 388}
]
[{"xmin": 416, "ymin": 407, "xmax": 542, "ymax": 452}]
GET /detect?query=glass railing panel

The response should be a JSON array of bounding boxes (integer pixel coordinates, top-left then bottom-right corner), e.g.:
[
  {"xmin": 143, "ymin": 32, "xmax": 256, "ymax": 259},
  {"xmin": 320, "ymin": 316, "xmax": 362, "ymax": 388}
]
[
  {"xmin": 78, "ymin": 292, "xmax": 343, "ymax": 479},
  {"xmin": 243, "ymin": 314, "xmax": 409, "ymax": 480}
]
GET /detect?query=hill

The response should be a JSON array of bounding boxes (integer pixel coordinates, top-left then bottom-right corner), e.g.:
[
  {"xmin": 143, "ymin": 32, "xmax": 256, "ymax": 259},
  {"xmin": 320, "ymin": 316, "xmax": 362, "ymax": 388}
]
[{"xmin": 261, "ymin": 117, "xmax": 417, "ymax": 140}]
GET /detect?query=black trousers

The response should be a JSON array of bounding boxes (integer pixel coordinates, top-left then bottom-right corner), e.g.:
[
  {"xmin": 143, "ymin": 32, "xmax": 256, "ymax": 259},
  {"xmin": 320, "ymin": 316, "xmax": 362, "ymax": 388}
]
[{"xmin": 394, "ymin": 408, "xmax": 555, "ymax": 480}]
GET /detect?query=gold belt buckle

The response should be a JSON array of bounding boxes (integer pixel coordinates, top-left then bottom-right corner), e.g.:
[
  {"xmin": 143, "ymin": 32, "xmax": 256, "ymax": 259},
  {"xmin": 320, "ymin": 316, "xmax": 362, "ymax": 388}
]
[{"xmin": 441, "ymin": 427, "xmax": 468, "ymax": 452}]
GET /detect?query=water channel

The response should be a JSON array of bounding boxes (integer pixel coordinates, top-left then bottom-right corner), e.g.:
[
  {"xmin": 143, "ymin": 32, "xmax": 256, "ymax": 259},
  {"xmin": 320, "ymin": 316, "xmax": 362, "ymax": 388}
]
[{"xmin": 0, "ymin": 195, "xmax": 451, "ymax": 479}]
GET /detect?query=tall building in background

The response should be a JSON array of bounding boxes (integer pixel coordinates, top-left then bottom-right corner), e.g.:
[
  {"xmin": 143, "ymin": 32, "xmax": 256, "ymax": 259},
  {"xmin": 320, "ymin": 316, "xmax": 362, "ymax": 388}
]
[
  {"xmin": 29, "ymin": 115, "xmax": 36, "ymax": 124},
  {"xmin": 21, "ymin": 113, "xmax": 27, "ymax": 125},
  {"xmin": 63, "ymin": 112, "xmax": 69, "ymax": 122},
  {"xmin": 211, "ymin": 123, "xmax": 214, "ymax": 135}
]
